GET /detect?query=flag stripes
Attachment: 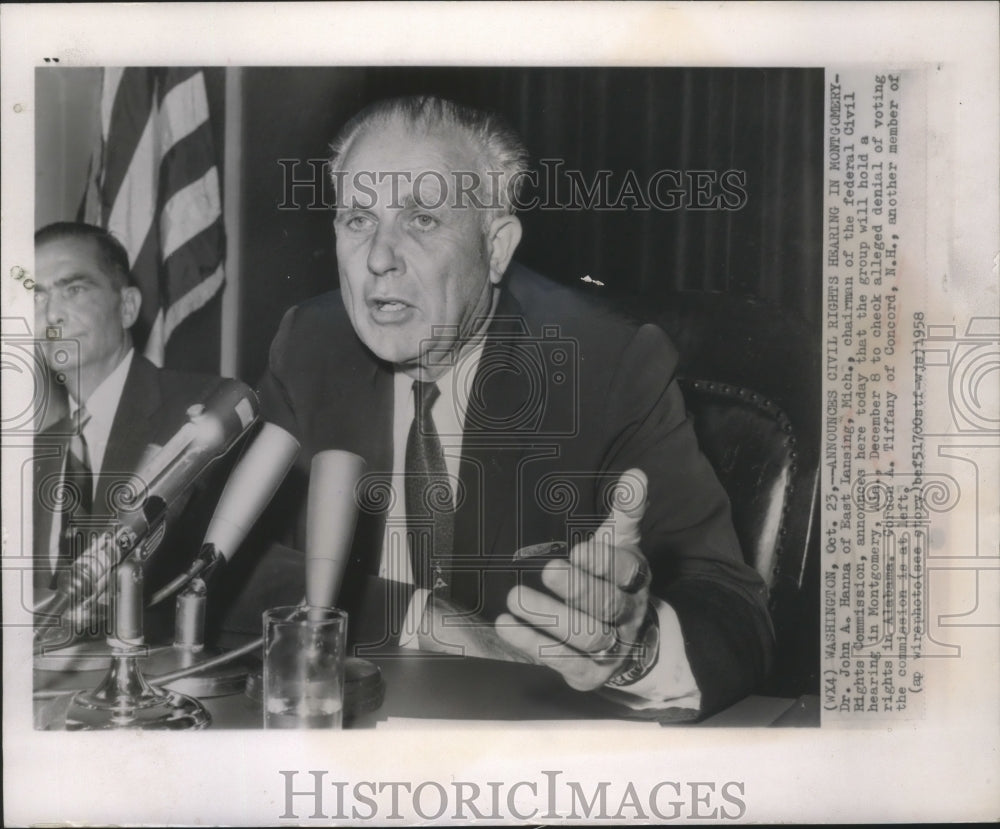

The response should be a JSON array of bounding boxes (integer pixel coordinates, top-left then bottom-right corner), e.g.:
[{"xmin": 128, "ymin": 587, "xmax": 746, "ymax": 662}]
[
  {"xmin": 81, "ymin": 67, "xmax": 225, "ymax": 366},
  {"xmin": 160, "ymin": 72, "xmax": 209, "ymax": 148}
]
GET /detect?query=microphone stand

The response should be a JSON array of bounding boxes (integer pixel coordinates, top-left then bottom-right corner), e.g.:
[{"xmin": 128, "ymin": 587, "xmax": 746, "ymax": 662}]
[
  {"xmin": 137, "ymin": 570, "xmax": 251, "ymax": 697},
  {"xmin": 50, "ymin": 557, "xmax": 211, "ymax": 730}
]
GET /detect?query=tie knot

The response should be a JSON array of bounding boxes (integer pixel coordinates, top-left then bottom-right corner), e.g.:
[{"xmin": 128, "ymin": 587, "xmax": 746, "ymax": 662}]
[
  {"xmin": 412, "ymin": 380, "xmax": 441, "ymax": 420},
  {"xmin": 70, "ymin": 407, "xmax": 92, "ymax": 446}
]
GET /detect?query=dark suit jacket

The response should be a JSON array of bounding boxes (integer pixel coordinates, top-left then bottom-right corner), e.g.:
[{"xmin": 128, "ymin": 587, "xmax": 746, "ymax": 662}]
[
  {"xmin": 256, "ymin": 264, "xmax": 774, "ymax": 714},
  {"xmin": 33, "ymin": 354, "xmax": 227, "ymax": 606}
]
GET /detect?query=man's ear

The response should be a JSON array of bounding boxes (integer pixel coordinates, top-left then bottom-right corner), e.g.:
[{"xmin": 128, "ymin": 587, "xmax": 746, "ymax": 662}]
[
  {"xmin": 486, "ymin": 214, "xmax": 522, "ymax": 285},
  {"xmin": 119, "ymin": 286, "xmax": 142, "ymax": 330}
]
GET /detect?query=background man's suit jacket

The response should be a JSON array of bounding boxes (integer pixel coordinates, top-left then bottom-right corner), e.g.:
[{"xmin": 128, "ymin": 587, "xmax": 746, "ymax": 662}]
[
  {"xmin": 33, "ymin": 354, "xmax": 227, "ymax": 605},
  {"xmin": 255, "ymin": 264, "xmax": 775, "ymax": 713}
]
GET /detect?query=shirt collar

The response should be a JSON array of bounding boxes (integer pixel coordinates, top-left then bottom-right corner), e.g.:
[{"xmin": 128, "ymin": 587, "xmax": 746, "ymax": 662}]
[
  {"xmin": 393, "ymin": 336, "xmax": 487, "ymax": 435},
  {"xmin": 70, "ymin": 348, "xmax": 134, "ymax": 427}
]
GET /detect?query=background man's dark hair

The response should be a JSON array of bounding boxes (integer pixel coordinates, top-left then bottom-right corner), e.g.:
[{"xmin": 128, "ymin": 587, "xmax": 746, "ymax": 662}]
[{"xmin": 35, "ymin": 221, "xmax": 136, "ymax": 291}]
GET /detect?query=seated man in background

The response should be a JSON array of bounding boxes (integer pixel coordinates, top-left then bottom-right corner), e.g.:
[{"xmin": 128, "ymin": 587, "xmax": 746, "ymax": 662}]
[
  {"xmin": 256, "ymin": 96, "xmax": 774, "ymax": 717},
  {"xmin": 32, "ymin": 222, "xmax": 227, "ymax": 637}
]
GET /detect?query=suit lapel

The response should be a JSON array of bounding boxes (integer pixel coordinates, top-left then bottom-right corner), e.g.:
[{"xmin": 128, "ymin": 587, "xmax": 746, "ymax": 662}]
[
  {"xmin": 341, "ymin": 360, "xmax": 394, "ymax": 475},
  {"xmin": 33, "ymin": 418, "xmax": 72, "ymax": 585},
  {"xmin": 335, "ymin": 356, "xmax": 394, "ymax": 579},
  {"xmin": 94, "ymin": 356, "xmax": 161, "ymax": 518},
  {"xmin": 456, "ymin": 289, "xmax": 542, "ymax": 565}
]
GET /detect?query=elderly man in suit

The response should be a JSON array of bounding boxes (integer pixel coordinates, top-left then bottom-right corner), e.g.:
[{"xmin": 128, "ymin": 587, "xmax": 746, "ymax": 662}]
[
  {"xmin": 32, "ymin": 222, "xmax": 225, "ymax": 621},
  {"xmin": 258, "ymin": 96, "xmax": 774, "ymax": 716}
]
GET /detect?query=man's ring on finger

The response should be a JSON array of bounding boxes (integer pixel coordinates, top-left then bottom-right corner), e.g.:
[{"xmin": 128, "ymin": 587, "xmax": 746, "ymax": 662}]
[
  {"xmin": 622, "ymin": 558, "xmax": 651, "ymax": 593},
  {"xmin": 590, "ymin": 626, "xmax": 622, "ymax": 662}
]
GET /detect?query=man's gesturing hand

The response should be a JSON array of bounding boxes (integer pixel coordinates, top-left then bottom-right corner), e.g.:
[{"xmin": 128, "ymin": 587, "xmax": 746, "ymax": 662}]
[{"xmin": 495, "ymin": 468, "xmax": 655, "ymax": 691}]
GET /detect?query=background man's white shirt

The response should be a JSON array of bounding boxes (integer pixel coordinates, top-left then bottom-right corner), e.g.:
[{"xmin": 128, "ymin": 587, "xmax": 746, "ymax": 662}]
[{"xmin": 47, "ymin": 349, "xmax": 134, "ymax": 570}]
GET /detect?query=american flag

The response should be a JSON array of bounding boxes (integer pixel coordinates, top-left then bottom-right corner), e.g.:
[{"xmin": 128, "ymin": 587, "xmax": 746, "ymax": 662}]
[{"xmin": 80, "ymin": 68, "xmax": 226, "ymax": 366}]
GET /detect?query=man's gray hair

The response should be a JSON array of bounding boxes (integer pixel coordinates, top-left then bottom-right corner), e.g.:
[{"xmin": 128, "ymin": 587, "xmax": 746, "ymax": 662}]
[{"xmin": 328, "ymin": 95, "xmax": 531, "ymax": 218}]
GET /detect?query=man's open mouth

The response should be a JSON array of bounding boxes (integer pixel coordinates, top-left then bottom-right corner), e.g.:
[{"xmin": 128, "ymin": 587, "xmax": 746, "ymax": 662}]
[{"xmin": 373, "ymin": 300, "xmax": 409, "ymax": 311}]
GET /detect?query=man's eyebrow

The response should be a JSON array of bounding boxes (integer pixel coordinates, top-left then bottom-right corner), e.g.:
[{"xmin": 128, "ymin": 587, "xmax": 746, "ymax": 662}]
[
  {"xmin": 338, "ymin": 199, "xmax": 375, "ymax": 213},
  {"xmin": 51, "ymin": 273, "xmax": 97, "ymax": 288},
  {"xmin": 401, "ymin": 193, "xmax": 445, "ymax": 211},
  {"xmin": 335, "ymin": 192, "xmax": 446, "ymax": 214}
]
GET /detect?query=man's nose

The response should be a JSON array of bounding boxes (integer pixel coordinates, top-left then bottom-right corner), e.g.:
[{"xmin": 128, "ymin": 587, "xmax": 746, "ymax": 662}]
[
  {"xmin": 42, "ymin": 293, "xmax": 64, "ymax": 325},
  {"xmin": 366, "ymin": 223, "xmax": 404, "ymax": 277}
]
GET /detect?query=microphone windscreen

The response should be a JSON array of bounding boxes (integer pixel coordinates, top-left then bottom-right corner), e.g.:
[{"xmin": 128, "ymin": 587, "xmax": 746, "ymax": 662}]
[
  {"xmin": 306, "ymin": 449, "xmax": 367, "ymax": 608},
  {"xmin": 137, "ymin": 379, "xmax": 259, "ymax": 506},
  {"xmin": 203, "ymin": 423, "xmax": 300, "ymax": 561}
]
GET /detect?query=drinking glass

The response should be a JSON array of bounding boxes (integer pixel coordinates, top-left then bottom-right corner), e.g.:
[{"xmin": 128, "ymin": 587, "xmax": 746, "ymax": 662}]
[{"xmin": 262, "ymin": 605, "xmax": 347, "ymax": 729}]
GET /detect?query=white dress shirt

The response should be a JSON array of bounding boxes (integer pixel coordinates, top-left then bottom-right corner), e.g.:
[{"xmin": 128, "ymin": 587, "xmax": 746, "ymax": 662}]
[
  {"xmin": 48, "ymin": 349, "xmax": 135, "ymax": 570},
  {"xmin": 68, "ymin": 349, "xmax": 135, "ymax": 477},
  {"xmin": 379, "ymin": 338, "xmax": 486, "ymax": 640}
]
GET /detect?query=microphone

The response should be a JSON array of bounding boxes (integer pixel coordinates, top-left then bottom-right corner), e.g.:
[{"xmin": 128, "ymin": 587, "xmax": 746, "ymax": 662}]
[
  {"xmin": 148, "ymin": 422, "xmax": 300, "ymax": 606},
  {"xmin": 142, "ymin": 449, "xmax": 371, "ymax": 712},
  {"xmin": 304, "ymin": 450, "xmax": 385, "ymax": 719},
  {"xmin": 131, "ymin": 379, "xmax": 259, "ymax": 518},
  {"xmin": 34, "ymin": 379, "xmax": 259, "ymax": 650},
  {"xmin": 305, "ymin": 450, "xmax": 367, "ymax": 609}
]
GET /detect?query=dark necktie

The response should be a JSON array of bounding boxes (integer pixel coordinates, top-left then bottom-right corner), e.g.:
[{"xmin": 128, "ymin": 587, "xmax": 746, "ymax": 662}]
[
  {"xmin": 58, "ymin": 408, "xmax": 94, "ymax": 566},
  {"xmin": 404, "ymin": 380, "xmax": 454, "ymax": 594}
]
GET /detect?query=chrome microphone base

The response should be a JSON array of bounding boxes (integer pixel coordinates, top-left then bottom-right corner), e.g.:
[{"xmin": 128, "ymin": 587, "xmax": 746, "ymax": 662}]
[
  {"xmin": 34, "ymin": 638, "xmax": 171, "ymax": 673},
  {"xmin": 57, "ymin": 649, "xmax": 211, "ymax": 730}
]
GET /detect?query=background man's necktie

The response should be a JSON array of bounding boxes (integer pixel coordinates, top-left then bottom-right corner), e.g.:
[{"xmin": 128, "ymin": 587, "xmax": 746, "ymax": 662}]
[
  {"xmin": 58, "ymin": 408, "xmax": 94, "ymax": 566},
  {"xmin": 404, "ymin": 380, "xmax": 454, "ymax": 594}
]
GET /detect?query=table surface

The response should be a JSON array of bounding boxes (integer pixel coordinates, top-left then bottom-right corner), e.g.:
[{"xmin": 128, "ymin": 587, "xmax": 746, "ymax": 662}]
[{"xmin": 34, "ymin": 645, "xmax": 819, "ymax": 729}]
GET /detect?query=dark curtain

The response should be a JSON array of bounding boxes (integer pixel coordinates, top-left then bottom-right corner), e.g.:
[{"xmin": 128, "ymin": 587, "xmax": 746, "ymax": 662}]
[{"xmin": 365, "ymin": 67, "xmax": 824, "ymax": 325}]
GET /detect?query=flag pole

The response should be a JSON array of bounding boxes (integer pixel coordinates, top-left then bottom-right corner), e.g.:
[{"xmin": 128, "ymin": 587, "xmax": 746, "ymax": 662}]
[{"xmin": 220, "ymin": 67, "xmax": 243, "ymax": 379}]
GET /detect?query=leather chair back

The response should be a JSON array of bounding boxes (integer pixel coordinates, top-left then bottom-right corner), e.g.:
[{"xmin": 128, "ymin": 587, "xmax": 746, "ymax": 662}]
[
  {"xmin": 621, "ymin": 289, "xmax": 820, "ymax": 696},
  {"xmin": 679, "ymin": 379, "xmax": 811, "ymax": 593}
]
